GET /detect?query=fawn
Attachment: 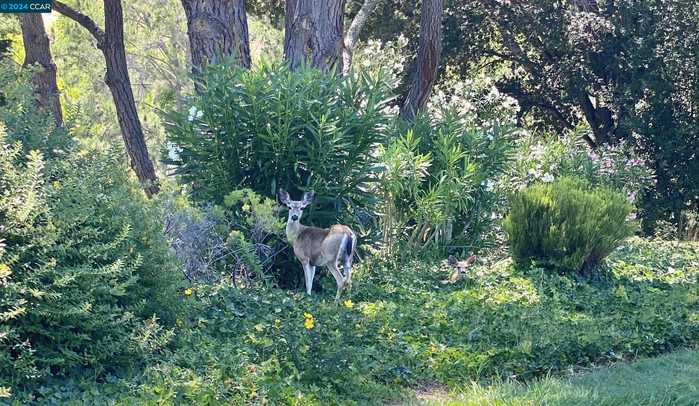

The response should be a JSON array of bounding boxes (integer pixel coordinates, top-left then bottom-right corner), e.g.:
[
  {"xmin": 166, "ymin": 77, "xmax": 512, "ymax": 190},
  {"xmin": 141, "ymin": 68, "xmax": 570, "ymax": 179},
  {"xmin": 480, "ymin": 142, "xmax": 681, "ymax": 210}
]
[{"xmin": 442, "ymin": 254, "xmax": 477, "ymax": 284}]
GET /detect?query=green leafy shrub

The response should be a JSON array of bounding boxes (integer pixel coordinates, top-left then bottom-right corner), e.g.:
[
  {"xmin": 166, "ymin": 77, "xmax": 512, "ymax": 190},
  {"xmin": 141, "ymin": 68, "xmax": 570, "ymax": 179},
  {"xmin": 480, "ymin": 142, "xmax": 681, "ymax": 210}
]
[
  {"xmin": 504, "ymin": 177, "xmax": 636, "ymax": 272},
  {"xmin": 0, "ymin": 61, "xmax": 72, "ymax": 157},
  {"xmin": 0, "ymin": 129, "xmax": 182, "ymax": 388},
  {"xmin": 377, "ymin": 109, "xmax": 515, "ymax": 255},
  {"xmin": 8, "ymin": 236, "xmax": 699, "ymax": 404},
  {"xmin": 164, "ymin": 62, "xmax": 395, "ymax": 230}
]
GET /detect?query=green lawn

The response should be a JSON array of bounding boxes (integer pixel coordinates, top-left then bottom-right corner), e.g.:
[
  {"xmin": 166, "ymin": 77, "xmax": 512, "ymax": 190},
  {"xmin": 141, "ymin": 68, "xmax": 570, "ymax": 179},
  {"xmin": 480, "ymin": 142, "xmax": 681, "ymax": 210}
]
[{"xmin": 412, "ymin": 349, "xmax": 699, "ymax": 406}]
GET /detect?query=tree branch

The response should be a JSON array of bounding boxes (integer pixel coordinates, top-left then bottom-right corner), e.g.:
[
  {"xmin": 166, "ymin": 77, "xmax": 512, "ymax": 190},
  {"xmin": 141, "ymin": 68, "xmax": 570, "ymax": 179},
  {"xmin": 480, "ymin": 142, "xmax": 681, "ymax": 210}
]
[
  {"xmin": 342, "ymin": 0, "xmax": 381, "ymax": 74},
  {"xmin": 53, "ymin": 1, "xmax": 106, "ymax": 47}
]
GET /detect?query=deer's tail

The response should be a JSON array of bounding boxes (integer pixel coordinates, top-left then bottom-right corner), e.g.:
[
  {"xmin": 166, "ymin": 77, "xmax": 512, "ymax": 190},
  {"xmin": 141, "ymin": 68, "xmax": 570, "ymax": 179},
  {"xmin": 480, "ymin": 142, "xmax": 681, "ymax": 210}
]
[{"xmin": 345, "ymin": 232, "xmax": 355, "ymax": 262}]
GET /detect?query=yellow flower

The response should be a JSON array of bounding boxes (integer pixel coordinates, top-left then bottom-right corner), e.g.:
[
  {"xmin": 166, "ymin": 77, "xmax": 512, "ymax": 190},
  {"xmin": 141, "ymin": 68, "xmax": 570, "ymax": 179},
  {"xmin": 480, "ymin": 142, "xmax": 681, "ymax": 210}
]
[
  {"xmin": 304, "ymin": 317, "xmax": 315, "ymax": 330},
  {"xmin": 343, "ymin": 300, "xmax": 354, "ymax": 309},
  {"xmin": 0, "ymin": 263, "xmax": 11, "ymax": 278},
  {"xmin": 183, "ymin": 288, "xmax": 193, "ymax": 296},
  {"xmin": 52, "ymin": 181, "xmax": 61, "ymax": 189},
  {"xmin": 303, "ymin": 312, "xmax": 315, "ymax": 330},
  {"xmin": 176, "ymin": 319, "xmax": 184, "ymax": 327},
  {"xmin": 0, "ymin": 386, "xmax": 10, "ymax": 398}
]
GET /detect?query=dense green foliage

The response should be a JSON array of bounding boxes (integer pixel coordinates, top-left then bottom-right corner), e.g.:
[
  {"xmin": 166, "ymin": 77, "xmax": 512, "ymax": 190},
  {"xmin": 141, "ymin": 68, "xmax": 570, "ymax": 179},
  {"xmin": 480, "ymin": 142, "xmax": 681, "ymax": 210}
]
[
  {"xmin": 508, "ymin": 133, "xmax": 654, "ymax": 204},
  {"xmin": 2, "ymin": 1, "xmax": 698, "ymax": 403},
  {"xmin": 165, "ymin": 62, "xmax": 395, "ymax": 230},
  {"xmin": 504, "ymin": 177, "xmax": 636, "ymax": 272},
  {"xmin": 377, "ymin": 110, "xmax": 514, "ymax": 254},
  {"xmin": 0, "ymin": 131, "xmax": 182, "ymax": 388},
  {"xmin": 0, "ymin": 63, "xmax": 71, "ymax": 157},
  {"xmin": 7, "ymin": 237, "xmax": 698, "ymax": 404},
  {"xmin": 350, "ymin": 0, "xmax": 699, "ymax": 232}
]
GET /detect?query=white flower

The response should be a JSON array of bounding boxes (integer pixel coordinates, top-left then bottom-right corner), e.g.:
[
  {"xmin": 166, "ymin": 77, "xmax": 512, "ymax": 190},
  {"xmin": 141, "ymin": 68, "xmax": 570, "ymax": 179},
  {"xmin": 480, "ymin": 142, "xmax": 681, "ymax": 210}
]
[
  {"xmin": 541, "ymin": 172, "xmax": 555, "ymax": 183},
  {"xmin": 188, "ymin": 106, "xmax": 203, "ymax": 122}
]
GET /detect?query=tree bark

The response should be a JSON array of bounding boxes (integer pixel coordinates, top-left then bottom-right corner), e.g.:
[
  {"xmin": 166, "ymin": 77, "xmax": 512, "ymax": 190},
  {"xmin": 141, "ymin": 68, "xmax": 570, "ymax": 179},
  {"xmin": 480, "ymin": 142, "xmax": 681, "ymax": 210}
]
[
  {"xmin": 54, "ymin": 0, "xmax": 159, "ymax": 197},
  {"xmin": 180, "ymin": 0, "xmax": 251, "ymax": 78},
  {"xmin": 399, "ymin": 0, "xmax": 443, "ymax": 121},
  {"xmin": 19, "ymin": 14, "xmax": 63, "ymax": 127},
  {"xmin": 342, "ymin": 0, "xmax": 381, "ymax": 75},
  {"xmin": 284, "ymin": 0, "xmax": 346, "ymax": 73},
  {"xmin": 578, "ymin": 93, "xmax": 614, "ymax": 147}
]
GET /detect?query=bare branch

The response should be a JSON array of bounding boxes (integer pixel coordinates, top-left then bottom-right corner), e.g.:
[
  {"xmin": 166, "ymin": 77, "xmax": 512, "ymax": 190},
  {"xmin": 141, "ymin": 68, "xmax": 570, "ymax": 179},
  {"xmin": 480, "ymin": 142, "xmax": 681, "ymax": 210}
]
[
  {"xmin": 342, "ymin": 0, "xmax": 382, "ymax": 74},
  {"xmin": 53, "ymin": 1, "xmax": 106, "ymax": 47}
]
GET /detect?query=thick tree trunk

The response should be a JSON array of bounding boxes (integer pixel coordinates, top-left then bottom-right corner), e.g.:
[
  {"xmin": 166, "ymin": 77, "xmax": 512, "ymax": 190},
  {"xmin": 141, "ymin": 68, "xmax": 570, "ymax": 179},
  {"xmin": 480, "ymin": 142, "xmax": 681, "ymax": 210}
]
[
  {"xmin": 19, "ymin": 14, "xmax": 63, "ymax": 127},
  {"xmin": 54, "ymin": 0, "xmax": 159, "ymax": 197},
  {"xmin": 342, "ymin": 0, "xmax": 381, "ymax": 75},
  {"xmin": 400, "ymin": 0, "xmax": 443, "ymax": 121},
  {"xmin": 578, "ymin": 93, "xmax": 614, "ymax": 147},
  {"xmin": 180, "ymin": 0, "xmax": 251, "ymax": 77},
  {"xmin": 284, "ymin": 0, "xmax": 346, "ymax": 73}
]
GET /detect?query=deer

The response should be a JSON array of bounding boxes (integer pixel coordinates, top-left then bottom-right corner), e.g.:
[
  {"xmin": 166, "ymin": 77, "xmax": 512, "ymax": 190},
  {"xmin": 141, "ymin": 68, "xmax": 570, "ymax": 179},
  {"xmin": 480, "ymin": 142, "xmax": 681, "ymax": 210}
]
[
  {"xmin": 278, "ymin": 189, "xmax": 356, "ymax": 302},
  {"xmin": 442, "ymin": 255, "xmax": 477, "ymax": 284}
]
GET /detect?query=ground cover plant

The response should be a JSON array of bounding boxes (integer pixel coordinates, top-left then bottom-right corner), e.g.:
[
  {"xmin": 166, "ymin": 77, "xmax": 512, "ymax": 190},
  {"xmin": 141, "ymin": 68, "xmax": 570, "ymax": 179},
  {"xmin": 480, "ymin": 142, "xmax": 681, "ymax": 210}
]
[{"xmin": 6, "ymin": 237, "xmax": 697, "ymax": 404}]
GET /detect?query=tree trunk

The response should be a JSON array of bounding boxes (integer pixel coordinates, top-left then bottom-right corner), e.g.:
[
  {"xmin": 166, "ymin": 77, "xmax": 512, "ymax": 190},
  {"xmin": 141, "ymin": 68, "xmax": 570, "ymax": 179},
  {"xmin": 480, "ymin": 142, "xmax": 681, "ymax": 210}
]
[
  {"xmin": 399, "ymin": 0, "xmax": 443, "ymax": 121},
  {"xmin": 180, "ymin": 0, "xmax": 251, "ymax": 78},
  {"xmin": 19, "ymin": 14, "xmax": 63, "ymax": 127},
  {"xmin": 578, "ymin": 93, "xmax": 614, "ymax": 147},
  {"xmin": 284, "ymin": 0, "xmax": 346, "ymax": 73},
  {"xmin": 103, "ymin": 0, "xmax": 159, "ymax": 196},
  {"xmin": 342, "ymin": 0, "xmax": 381, "ymax": 75},
  {"xmin": 54, "ymin": 0, "xmax": 159, "ymax": 197}
]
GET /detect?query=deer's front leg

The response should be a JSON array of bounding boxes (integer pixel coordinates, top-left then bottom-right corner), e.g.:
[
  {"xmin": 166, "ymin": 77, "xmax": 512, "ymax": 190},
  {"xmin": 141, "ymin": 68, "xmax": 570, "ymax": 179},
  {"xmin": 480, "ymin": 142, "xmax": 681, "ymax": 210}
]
[{"xmin": 301, "ymin": 261, "xmax": 315, "ymax": 295}]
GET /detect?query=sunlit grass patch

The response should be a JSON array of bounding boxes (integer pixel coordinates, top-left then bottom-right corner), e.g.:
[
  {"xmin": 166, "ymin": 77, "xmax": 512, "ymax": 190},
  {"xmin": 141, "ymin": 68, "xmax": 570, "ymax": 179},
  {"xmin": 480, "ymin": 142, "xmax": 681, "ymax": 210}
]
[{"xmin": 416, "ymin": 349, "xmax": 699, "ymax": 406}]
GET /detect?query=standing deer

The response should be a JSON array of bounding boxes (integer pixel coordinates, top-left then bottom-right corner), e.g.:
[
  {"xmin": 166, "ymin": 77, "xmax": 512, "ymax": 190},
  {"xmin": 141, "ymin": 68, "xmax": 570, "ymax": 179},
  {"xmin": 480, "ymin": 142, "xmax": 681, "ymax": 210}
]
[{"xmin": 278, "ymin": 189, "xmax": 356, "ymax": 301}]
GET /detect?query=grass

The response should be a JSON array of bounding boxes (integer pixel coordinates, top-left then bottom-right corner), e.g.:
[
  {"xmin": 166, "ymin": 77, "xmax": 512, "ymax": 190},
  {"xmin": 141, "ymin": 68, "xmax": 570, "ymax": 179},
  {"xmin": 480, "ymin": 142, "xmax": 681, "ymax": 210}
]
[{"xmin": 412, "ymin": 349, "xmax": 699, "ymax": 405}]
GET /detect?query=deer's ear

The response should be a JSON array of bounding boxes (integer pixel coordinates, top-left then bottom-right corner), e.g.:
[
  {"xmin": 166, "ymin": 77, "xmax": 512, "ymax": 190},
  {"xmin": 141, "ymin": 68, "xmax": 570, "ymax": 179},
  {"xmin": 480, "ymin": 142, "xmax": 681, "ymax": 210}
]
[
  {"xmin": 278, "ymin": 189, "xmax": 291, "ymax": 205},
  {"xmin": 301, "ymin": 191, "xmax": 315, "ymax": 207},
  {"xmin": 448, "ymin": 255, "xmax": 457, "ymax": 266}
]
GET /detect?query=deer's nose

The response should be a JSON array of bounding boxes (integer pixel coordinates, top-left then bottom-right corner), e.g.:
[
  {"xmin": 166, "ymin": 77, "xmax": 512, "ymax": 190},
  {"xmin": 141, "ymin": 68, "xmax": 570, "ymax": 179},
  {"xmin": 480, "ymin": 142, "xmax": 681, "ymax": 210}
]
[{"xmin": 291, "ymin": 215, "xmax": 299, "ymax": 221}]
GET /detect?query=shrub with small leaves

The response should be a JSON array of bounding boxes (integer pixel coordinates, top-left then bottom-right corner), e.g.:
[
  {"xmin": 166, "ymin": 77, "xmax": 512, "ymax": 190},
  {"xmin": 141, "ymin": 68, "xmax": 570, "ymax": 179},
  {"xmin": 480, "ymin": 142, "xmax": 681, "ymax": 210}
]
[
  {"xmin": 504, "ymin": 177, "xmax": 636, "ymax": 273},
  {"xmin": 0, "ymin": 128, "xmax": 181, "ymax": 388}
]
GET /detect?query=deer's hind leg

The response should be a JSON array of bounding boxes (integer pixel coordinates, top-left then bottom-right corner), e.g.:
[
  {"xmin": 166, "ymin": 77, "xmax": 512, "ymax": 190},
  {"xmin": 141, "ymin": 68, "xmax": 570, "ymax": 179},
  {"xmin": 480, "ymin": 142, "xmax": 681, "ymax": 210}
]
[
  {"xmin": 327, "ymin": 262, "xmax": 345, "ymax": 302},
  {"xmin": 343, "ymin": 256, "xmax": 353, "ymax": 293}
]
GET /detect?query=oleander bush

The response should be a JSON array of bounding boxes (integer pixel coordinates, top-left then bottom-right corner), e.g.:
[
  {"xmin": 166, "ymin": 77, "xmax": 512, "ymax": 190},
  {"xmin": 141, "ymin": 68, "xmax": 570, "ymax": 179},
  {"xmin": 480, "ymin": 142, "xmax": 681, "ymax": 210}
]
[
  {"xmin": 164, "ymin": 62, "xmax": 395, "ymax": 231},
  {"xmin": 504, "ymin": 177, "xmax": 636, "ymax": 273},
  {"xmin": 507, "ymin": 133, "xmax": 655, "ymax": 206},
  {"xmin": 376, "ymin": 109, "xmax": 516, "ymax": 256}
]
